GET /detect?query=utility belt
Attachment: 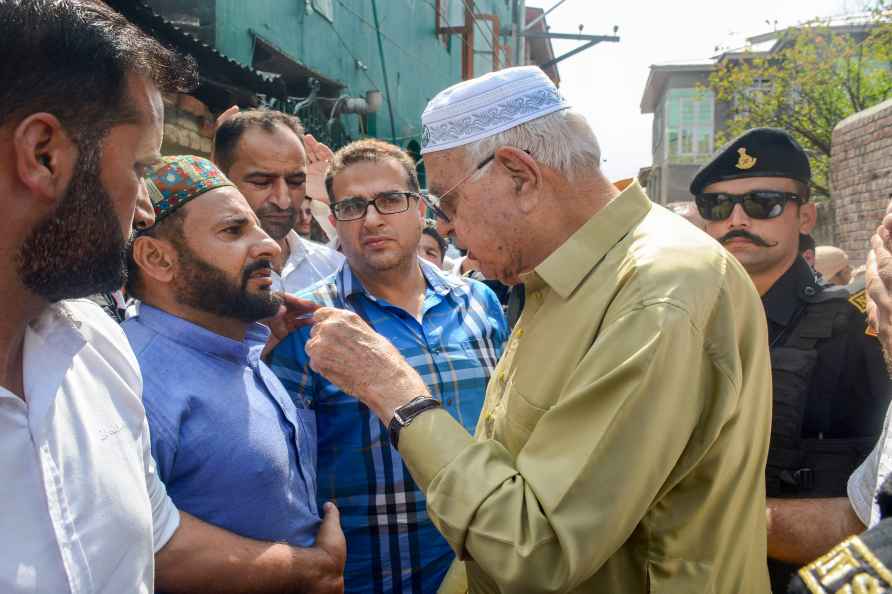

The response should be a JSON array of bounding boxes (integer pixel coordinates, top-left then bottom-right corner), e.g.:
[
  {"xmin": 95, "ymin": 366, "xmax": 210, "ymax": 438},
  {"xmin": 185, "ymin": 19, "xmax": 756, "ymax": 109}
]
[
  {"xmin": 766, "ymin": 294, "xmax": 874, "ymax": 498},
  {"xmin": 766, "ymin": 436, "xmax": 877, "ymax": 497}
]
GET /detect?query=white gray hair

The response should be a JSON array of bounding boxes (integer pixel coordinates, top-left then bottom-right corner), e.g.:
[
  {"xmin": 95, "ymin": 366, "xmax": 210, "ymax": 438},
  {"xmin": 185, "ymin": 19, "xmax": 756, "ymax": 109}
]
[{"xmin": 461, "ymin": 108, "xmax": 601, "ymax": 181}]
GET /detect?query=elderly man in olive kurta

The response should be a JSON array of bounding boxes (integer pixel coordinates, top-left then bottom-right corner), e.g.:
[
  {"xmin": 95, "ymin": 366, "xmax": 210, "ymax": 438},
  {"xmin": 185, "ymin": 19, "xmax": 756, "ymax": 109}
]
[{"xmin": 299, "ymin": 66, "xmax": 773, "ymax": 594}]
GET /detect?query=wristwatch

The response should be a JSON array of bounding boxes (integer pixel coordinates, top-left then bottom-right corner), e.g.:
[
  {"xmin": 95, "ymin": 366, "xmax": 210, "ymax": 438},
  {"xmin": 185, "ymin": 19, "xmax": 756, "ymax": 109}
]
[{"xmin": 388, "ymin": 396, "xmax": 441, "ymax": 449}]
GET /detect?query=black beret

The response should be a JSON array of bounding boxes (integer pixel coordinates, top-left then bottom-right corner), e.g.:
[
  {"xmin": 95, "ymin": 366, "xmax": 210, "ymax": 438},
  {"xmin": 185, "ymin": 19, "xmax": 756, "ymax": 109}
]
[{"xmin": 690, "ymin": 128, "xmax": 811, "ymax": 195}]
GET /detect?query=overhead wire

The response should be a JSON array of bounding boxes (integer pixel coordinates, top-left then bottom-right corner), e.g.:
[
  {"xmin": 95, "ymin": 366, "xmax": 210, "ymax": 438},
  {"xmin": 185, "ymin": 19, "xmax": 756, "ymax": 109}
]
[
  {"xmin": 460, "ymin": 0, "xmax": 497, "ymax": 55},
  {"xmin": 328, "ymin": 0, "xmax": 446, "ymax": 140},
  {"xmin": 314, "ymin": 0, "xmax": 506, "ymax": 142},
  {"xmin": 333, "ymin": 0, "xmax": 439, "ymax": 71}
]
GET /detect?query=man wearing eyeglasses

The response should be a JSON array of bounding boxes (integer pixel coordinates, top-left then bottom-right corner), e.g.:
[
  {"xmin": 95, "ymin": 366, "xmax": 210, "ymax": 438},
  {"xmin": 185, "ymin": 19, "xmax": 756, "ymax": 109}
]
[
  {"xmin": 692, "ymin": 127, "xmax": 890, "ymax": 591},
  {"xmin": 269, "ymin": 139, "xmax": 508, "ymax": 593}
]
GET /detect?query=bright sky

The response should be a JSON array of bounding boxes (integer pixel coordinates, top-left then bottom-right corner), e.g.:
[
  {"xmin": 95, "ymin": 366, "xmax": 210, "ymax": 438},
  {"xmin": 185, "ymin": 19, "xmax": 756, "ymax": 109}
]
[{"xmin": 526, "ymin": 0, "xmax": 871, "ymax": 181}]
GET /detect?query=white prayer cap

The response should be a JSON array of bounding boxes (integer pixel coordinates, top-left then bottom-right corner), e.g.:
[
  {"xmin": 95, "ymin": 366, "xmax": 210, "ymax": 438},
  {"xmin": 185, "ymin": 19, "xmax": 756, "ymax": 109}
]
[
  {"xmin": 420, "ymin": 66, "xmax": 569, "ymax": 155},
  {"xmin": 814, "ymin": 246, "xmax": 849, "ymax": 279}
]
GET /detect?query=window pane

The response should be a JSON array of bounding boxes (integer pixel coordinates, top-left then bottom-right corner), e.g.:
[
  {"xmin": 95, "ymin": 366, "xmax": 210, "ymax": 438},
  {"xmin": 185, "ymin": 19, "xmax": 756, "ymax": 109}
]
[
  {"xmin": 668, "ymin": 129, "xmax": 679, "ymax": 157},
  {"xmin": 697, "ymin": 130, "xmax": 712, "ymax": 155},
  {"xmin": 681, "ymin": 99, "xmax": 695, "ymax": 124},
  {"xmin": 681, "ymin": 128, "xmax": 693, "ymax": 154}
]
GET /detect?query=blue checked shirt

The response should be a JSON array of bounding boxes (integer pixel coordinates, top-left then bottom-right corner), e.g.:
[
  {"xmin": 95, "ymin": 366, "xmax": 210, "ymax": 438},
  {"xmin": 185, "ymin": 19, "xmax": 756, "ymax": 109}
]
[{"xmin": 270, "ymin": 258, "xmax": 508, "ymax": 594}]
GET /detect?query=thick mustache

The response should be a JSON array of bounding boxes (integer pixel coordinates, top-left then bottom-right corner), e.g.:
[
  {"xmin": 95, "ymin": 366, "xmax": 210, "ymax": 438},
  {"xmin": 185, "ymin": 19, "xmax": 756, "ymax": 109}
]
[
  {"xmin": 241, "ymin": 259, "xmax": 274, "ymax": 286},
  {"xmin": 718, "ymin": 229, "xmax": 777, "ymax": 248}
]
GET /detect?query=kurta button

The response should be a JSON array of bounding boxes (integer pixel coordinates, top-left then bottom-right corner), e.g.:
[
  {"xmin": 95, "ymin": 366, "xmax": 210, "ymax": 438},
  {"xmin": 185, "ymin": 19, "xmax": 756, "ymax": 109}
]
[{"xmin": 803, "ymin": 286, "xmax": 816, "ymax": 297}]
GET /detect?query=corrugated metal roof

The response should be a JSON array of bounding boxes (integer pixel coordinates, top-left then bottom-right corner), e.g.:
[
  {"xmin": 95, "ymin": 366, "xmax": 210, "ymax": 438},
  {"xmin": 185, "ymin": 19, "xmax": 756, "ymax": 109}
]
[{"xmin": 104, "ymin": 0, "xmax": 283, "ymax": 98}]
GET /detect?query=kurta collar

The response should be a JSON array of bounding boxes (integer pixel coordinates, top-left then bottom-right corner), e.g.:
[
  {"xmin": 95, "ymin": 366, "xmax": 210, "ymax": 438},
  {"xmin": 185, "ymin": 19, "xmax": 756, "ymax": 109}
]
[
  {"xmin": 135, "ymin": 303, "xmax": 270, "ymax": 363},
  {"xmin": 531, "ymin": 179, "xmax": 652, "ymax": 299}
]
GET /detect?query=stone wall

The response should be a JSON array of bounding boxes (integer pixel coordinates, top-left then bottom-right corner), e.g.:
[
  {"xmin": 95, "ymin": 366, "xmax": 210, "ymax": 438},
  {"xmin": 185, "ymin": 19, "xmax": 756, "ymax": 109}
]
[
  {"xmin": 161, "ymin": 93, "xmax": 214, "ymax": 158},
  {"xmin": 831, "ymin": 98, "xmax": 892, "ymax": 266}
]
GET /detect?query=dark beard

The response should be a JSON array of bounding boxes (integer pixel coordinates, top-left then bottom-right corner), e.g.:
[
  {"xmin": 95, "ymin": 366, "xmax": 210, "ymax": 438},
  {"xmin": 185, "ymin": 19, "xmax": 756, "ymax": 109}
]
[
  {"xmin": 171, "ymin": 240, "xmax": 282, "ymax": 323},
  {"xmin": 255, "ymin": 203, "xmax": 296, "ymax": 241},
  {"xmin": 16, "ymin": 138, "xmax": 128, "ymax": 302}
]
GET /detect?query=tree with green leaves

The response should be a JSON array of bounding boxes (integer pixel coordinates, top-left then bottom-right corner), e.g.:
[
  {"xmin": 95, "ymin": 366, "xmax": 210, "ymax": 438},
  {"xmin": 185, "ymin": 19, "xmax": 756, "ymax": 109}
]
[{"xmin": 707, "ymin": 7, "xmax": 892, "ymax": 197}]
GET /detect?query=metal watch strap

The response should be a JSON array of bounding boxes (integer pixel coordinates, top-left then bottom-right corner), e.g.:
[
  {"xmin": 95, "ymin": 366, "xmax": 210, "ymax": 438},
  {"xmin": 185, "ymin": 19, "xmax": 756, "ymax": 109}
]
[{"xmin": 389, "ymin": 396, "xmax": 441, "ymax": 449}]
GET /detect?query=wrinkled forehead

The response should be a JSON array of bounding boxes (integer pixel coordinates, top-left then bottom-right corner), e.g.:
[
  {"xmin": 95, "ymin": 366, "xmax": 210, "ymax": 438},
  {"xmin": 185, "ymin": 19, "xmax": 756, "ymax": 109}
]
[
  {"xmin": 422, "ymin": 148, "xmax": 468, "ymax": 195},
  {"xmin": 183, "ymin": 186, "xmax": 259, "ymax": 228},
  {"xmin": 235, "ymin": 125, "xmax": 308, "ymax": 170},
  {"xmin": 332, "ymin": 158, "xmax": 413, "ymax": 200}
]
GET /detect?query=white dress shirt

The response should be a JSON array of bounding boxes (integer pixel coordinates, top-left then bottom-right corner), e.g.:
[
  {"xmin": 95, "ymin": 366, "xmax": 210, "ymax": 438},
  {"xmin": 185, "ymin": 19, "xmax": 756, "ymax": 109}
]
[
  {"xmin": 272, "ymin": 231, "xmax": 344, "ymax": 294},
  {"xmin": 849, "ymin": 404, "xmax": 892, "ymax": 527},
  {"xmin": 0, "ymin": 299, "xmax": 180, "ymax": 594}
]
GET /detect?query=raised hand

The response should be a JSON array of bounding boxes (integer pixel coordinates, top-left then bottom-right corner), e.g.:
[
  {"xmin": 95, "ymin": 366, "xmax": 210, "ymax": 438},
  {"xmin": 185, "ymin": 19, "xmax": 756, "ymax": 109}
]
[
  {"xmin": 305, "ymin": 308, "xmax": 429, "ymax": 422},
  {"xmin": 304, "ymin": 134, "xmax": 334, "ymax": 204},
  {"xmin": 262, "ymin": 293, "xmax": 320, "ymax": 358}
]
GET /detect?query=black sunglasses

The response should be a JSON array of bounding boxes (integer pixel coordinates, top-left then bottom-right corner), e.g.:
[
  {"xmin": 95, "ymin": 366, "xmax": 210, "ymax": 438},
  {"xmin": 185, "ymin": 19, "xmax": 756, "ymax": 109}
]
[{"xmin": 695, "ymin": 191, "xmax": 802, "ymax": 221}]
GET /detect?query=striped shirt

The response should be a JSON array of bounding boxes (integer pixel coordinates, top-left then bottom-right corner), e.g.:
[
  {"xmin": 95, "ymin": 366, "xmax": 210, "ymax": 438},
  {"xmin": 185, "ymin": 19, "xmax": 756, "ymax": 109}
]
[{"xmin": 270, "ymin": 258, "xmax": 507, "ymax": 594}]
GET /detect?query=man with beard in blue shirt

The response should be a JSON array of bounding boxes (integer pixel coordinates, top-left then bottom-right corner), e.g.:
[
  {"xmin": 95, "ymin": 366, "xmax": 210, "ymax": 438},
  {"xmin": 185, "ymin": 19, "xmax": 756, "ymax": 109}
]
[{"xmin": 124, "ymin": 155, "xmax": 345, "ymax": 593}]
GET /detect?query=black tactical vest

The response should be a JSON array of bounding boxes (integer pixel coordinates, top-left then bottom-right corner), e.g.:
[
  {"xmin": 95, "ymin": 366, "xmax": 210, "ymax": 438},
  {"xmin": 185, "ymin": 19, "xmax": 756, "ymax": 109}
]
[
  {"xmin": 766, "ymin": 286, "xmax": 876, "ymax": 499},
  {"xmin": 767, "ymin": 286, "xmax": 880, "ymax": 592}
]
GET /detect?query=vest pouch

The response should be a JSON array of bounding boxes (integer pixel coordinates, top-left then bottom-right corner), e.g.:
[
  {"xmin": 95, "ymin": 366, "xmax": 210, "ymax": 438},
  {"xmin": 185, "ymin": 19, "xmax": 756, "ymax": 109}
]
[
  {"xmin": 766, "ymin": 346, "xmax": 819, "ymax": 496},
  {"xmin": 800, "ymin": 436, "xmax": 878, "ymax": 497}
]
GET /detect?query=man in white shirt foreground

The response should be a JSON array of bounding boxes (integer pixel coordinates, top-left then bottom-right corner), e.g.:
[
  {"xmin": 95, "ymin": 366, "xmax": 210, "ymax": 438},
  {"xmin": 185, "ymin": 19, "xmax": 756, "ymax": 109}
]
[{"xmin": 0, "ymin": 2, "xmax": 343, "ymax": 593}]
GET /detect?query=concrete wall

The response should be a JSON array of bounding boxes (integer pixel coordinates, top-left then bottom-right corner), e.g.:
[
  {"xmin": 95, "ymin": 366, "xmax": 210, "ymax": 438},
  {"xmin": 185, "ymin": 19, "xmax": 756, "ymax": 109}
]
[{"xmin": 831, "ymin": 98, "xmax": 892, "ymax": 265}]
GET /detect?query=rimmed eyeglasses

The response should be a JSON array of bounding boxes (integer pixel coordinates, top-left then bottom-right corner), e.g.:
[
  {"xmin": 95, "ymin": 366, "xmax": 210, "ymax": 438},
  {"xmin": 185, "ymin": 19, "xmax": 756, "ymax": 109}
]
[{"xmin": 330, "ymin": 191, "xmax": 420, "ymax": 222}]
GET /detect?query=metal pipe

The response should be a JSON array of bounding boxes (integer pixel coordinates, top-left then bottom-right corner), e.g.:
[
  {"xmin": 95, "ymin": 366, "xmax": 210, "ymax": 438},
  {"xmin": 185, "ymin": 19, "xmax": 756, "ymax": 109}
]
[
  {"xmin": 370, "ymin": 0, "xmax": 397, "ymax": 143},
  {"xmin": 524, "ymin": 32, "xmax": 620, "ymax": 41},
  {"xmin": 540, "ymin": 38, "xmax": 613, "ymax": 69},
  {"xmin": 524, "ymin": 0, "xmax": 569, "ymax": 32},
  {"xmin": 514, "ymin": 0, "xmax": 526, "ymax": 66},
  {"xmin": 462, "ymin": 0, "xmax": 475, "ymax": 79}
]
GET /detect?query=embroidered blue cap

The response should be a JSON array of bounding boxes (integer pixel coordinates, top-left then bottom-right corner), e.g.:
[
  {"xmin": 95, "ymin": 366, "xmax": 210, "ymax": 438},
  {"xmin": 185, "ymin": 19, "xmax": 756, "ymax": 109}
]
[{"xmin": 420, "ymin": 66, "xmax": 569, "ymax": 155}]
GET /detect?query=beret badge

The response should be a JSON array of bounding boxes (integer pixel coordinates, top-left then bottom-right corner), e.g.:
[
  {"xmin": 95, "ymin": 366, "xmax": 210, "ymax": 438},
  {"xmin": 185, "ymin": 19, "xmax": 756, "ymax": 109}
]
[{"xmin": 735, "ymin": 147, "xmax": 757, "ymax": 170}]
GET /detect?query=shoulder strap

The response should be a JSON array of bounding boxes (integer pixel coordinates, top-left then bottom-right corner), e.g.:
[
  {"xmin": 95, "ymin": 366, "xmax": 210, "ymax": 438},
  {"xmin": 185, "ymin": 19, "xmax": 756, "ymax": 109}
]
[{"xmin": 783, "ymin": 296, "xmax": 851, "ymax": 351}]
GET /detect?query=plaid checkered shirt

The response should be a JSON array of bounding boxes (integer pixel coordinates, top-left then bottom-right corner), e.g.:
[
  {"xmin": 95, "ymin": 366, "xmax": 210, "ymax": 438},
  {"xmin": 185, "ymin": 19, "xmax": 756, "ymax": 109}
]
[{"xmin": 270, "ymin": 258, "xmax": 508, "ymax": 594}]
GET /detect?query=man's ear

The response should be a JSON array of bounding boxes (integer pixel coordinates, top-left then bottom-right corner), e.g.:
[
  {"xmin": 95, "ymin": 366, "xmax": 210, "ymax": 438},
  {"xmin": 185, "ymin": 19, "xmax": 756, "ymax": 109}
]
[
  {"xmin": 494, "ymin": 147, "xmax": 541, "ymax": 214},
  {"xmin": 798, "ymin": 202, "xmax": 817, "ymax": 234},
  {"xmin": 132, "ymin": 235, "xmax": 179, "ymax": 286},
  {"xmin": 13, "ymin": 113, "xmax": 78, "ymax": 208}
]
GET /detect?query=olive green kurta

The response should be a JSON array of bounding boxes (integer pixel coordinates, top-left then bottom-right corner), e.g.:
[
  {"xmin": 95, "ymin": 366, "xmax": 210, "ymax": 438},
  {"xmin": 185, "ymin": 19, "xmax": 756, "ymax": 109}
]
[{"xmin": 399, "ymin": 181, "xmax": 772, "ymax": 594}]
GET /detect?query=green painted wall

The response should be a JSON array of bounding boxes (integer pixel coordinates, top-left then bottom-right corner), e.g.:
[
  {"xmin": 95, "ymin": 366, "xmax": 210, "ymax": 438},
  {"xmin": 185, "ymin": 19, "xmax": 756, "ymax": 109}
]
[{"xmin": 214, "ymin": 0, "xmax": 514, "ymax": 146}]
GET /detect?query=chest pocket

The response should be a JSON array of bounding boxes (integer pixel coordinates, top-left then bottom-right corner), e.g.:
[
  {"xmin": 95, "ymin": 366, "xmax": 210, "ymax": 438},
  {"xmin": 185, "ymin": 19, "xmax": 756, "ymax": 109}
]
[
  {"xmin": 493, "ymin": 383, "xmax": 549, "ymax": 455},
  {"xmin": 766, "ymin": 347, "xmax": 818, "ymax": 494}
]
